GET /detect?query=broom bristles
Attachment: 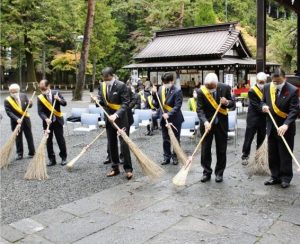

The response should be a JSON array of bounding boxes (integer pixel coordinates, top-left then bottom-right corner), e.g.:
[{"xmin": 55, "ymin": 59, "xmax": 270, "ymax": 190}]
[
  {"xmin": 0, "ymin": 125, "xmax": 20, "ymax": 169},
  {"xmin": 24, "ymin": 135, "xmax": 49, "ymax": 180},
  {"xmin": 172, "ymin": 161, "xmax": 192, "ymax": 186},
  {"xmin": 121, "ymin": 131, "xmax": 165, "ymax": 179},
  {"xmin": 248, "ymin": 138, "xmax": 270, "ymax": 175},
  {"xmin": 66, "ymin": 149, "xmax": 86, "ymax": 171},
  {"xmin": 167, "ymin": 126, "xmax": 188, "ymax": 165}
]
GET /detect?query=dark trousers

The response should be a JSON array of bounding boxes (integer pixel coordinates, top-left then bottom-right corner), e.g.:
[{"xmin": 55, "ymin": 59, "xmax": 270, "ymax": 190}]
[
  {"xmin": 242, "ymin": 124, "xmax": 266, "ymax": 157},
  {"xmin": 201, "ymin": 123, "xmax": 227, "ymax": 176},
  {"xmin": 106, "ymin": 121, "xmax": 132, "ymax": 172},
  {"xmin": 268, "ymin": 129, "xmax": 294, "ymax": 183},
  {"xmin": 44, "ymin": 121, "xmax": 67, "ymax": 162},
  {"xmin": 161, "ymin": 122, "xmax": 181, "ymax": 161},
  {"xmin": 13, "ymin": 121, "xmax": 35, "ymax": 156}
]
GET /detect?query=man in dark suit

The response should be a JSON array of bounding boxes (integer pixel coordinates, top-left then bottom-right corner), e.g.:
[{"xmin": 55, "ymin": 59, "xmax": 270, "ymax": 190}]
[
  {"xmin": 197, "ymin": 73, "xmax": 235, "ymax": 183},
  {"xmin": 153, "ymin": 72, "xmax": 184, "ymax": 165},
  {"xmin": 96, "ymin": 67, "xmax": 133, "ymax": 179},
  {"xmin": 241, "ymin": 72, "xmax": 267, "ymax": 165},
  {"xmin": 37, "ymin": 79, "xmax": 67, "ymax": 166},
  {"xmin": 146, "ymin": 85, "xmax": 159, "ymax": 136},
  {"xmin": 4, "ymin": 83, "xmax": 35, "ymax": 159},
  {"xmin": 262, "ymin": 69, "xmax": 299, "ymax": 188}
]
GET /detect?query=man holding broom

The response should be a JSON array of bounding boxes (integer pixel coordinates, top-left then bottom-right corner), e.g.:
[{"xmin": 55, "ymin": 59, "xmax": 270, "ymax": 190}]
[
  {"xmin": 37, "ymin": 79, "xmax": 67, "ymax": 166},
  {"xmin": 197, "ymin": 73, "xmax": 235, "ymax": 183},
  {"xmin": 96, "ymin": 67, "xmax": 133, "ymax": 180},
  {"xmin": 153, "ymin": 72, "xmax": 184, "ymax": 166},
  {"xmin": 4, "ymin": 83, "xmax": 35, "ymax": 160},
  {"xmin": 262, "ymin": 69, "xmax": 299, "ymax": 188},
  {"xmin": 241, "ymin": 72, "xmax": 267, "ymax": 165}
]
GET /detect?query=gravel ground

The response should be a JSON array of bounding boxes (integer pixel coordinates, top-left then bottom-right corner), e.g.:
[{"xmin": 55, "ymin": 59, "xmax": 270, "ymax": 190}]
[{"xmin": 0, "ymin": 91, "xmax": 199, "ymax": 224}]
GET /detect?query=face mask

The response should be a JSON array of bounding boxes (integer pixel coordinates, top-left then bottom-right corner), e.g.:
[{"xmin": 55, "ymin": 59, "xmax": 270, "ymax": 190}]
[
  {"xmin": 257, "ymin": 84, "xmax": 264, "ymax": 90},
  {"xmin": 42, "ymin": 89, "xmax": 49, "ymax": 95},
  {"xmin": 164, "ymin": 83, "xmax": 172, "ymax": 89},
  {"xmin": 209, "ymin": 88, "xmax": 216, "ymax": 93},
  {"xmin": 193, "ymin": 92, "xmax": 197, "ymax": 98},
  {"xmin": 275, "ymin": 82, "xmax": 285, "ymax": 90},
  {"xmin": 131, "ymin": 87, "xmax": 135, "ymax": 93},
  {"xmin": 11, "ymin": 93, "xmax": 19, "ymax": 99}
]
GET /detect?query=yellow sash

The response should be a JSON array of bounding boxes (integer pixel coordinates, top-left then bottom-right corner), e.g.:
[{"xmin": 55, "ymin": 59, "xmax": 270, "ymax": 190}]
[
  {"xmin": 200, "ymin": 86, "xmax": 228, "ymax": 115},
  {"xmin": 147, "ymin": 95, "xmax": 155, "ymax": 110},
  {"xmin": 38, "ymin": 94, "xmax": 62, "ymax": 117},
  {"xmin": 161, "ymin": 86, "xmax": 173, "ymax": 112},
  {"xmin": 102, "ymin": 82, "xmax": 121, "ymax": 111},
  {"xmin": 139, "ymin": 91, "xmax": 146, "ymax": 102},
  {"xmin": 6, "ymin": 96, "xmax": 29, "ymax": 117},
  {"xmin": 189, "ymin": 98, "xmax": 197, "ymax": 112},
  {"xmin": 270, "ymin": 82, "xmax": 287, "ymax": 119},
  {"xmin": 252, "ymin": 85, "xmax": 263, "ymax": 101}
]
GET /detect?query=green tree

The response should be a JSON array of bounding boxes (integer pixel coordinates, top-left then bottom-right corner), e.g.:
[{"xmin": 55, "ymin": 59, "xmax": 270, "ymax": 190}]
[{"xmin": 193, "ymin": 0, "xmax": 216, "ymax": 26}]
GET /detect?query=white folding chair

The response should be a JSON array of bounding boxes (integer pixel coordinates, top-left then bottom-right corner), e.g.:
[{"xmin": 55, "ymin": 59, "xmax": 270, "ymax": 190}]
[
  {"xmin": 67, "ymin": 108, "xmax": 89, "ymax": 131},
  {"xmin": 130, "ymin": 114, "xmax": 139, "ymax": 135},
  {"xmin": 181, "ymin": 116, "xmax": 196, "ymax": 139},
  {"xmin": 74, "ymin": 113, "xmax": 99, "ymax": 133}
]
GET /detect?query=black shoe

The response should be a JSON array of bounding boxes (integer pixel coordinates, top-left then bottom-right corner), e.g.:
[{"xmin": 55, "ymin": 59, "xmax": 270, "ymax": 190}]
[
  {"xmin": 281, "ymin": 182, "xmax": 290, "ymax": 188},
  {"xmin": 161, "ymin": 160, "xmax": 170, "ymax": 165},
  {"xmin": 241, "ymin": 155, "xmax": 249, "ymax": 166},
  {"xmin": 15, "ymin": 155, "xmax": 23, "ymax": 160},
  {"xmin": 172, "ymin": 158, "xmax": 179, "ymax": 165},
  {"xmin": 201, "ymin": 175, "xmax": 211, "ymax": 183},
  {"xmin": 47, "ymin": 160, "xmax": 57, "ymax": 167},
  {"xmin": 27, "ymin": 154, "xmax": 34, "ymax": 158},
  {"xmin": 103, "ymin": 159, "xmax": 111, "ymax": 165},
  {"xmin": 61, "ymin": 159, "xmax": 67, "ymax": 166},
  {"xmin": 215, "ymin": 175, "xmax": 223, "ymax": 183},
  {"xmin": 264, "ymin": 178, "xmax": 281, "ymax": 185}
]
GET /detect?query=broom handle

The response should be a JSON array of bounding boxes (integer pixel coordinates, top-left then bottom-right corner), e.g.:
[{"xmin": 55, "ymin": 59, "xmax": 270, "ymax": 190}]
[
  {"xmin": 19, "ymin": 91, "xmax": 36, "ymax": 123},
  {"xmin": 155, "ymin": 92, "xmax": 170, "ymax": 124},
  {"xmin": 267, "ymin": 111, "xmax": 300, "ymax": 169},
  {"xmin": 183, "ymin": 103, "xmax": 222, "ymax": 169},
  {"xmin": 46, "ymin": 92, "xmax": 59, "ymax": 131},
  {"xmin": 90, "ymin": 94, "xmax": 122, "ymax": 131},
  {"xmin": 85, "ymin": 129, "xmax": 106, "ymax": 150}
]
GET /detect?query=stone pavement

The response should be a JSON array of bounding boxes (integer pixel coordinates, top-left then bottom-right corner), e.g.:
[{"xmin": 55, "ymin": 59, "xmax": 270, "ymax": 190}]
[{"xmin": 1, "ymin": 148, "xmax": 300, "ymax": 243}]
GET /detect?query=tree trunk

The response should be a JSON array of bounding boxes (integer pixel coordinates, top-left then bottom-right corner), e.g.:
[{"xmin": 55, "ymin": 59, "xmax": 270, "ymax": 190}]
[
  {"xmin": 73, "ymin": 0, "xmax": 96, "ymax": 100},
  {"xmin": 24, "ymin": 34, "xmax": 37, "ymax": 88},
  {"xmin": 179, "ymin": 2, "xmax": 185, "ymax": 27}
]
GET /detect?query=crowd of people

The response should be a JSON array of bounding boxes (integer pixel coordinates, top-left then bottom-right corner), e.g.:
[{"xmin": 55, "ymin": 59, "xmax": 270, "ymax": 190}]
[{"xmin": 3, "ymin": 67, "xmax": 299, "ymax": 188}]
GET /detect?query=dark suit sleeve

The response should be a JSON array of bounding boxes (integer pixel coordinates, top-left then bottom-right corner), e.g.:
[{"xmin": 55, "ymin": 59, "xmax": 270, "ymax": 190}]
[
  {"xmin": 115, "ymin": 83, "xmax": 129, "ymax": 118},
  {"xmin": 57, "ymin": 92, "xmax": 67, "ymax": 106},
  {"xmin": 24, "ymin": 94, "xmax": 32, "ymax": 108},
  {"xmin": 197, "ymin": 90, "xmax": 208, "ymax": 123},
  {"xmin": 37, "ymin": 97, "xmax": 48, "ymax": 121},
  {"xmin": 284, "ymin": 89, "xmax": 300, "ymax": 126},
  {"xmin": 4, "ymin": 100, "xmax": 19, "ymax": 121},
  {"xmin": 167, "ymin": 89, "xmax": 183, "ymax": 117},
  {"xmin": 96, "ymin": 84, "xmax": 105, "ymax": 107},
  {"xmin": 224, "ymin": 86, "xmax": 235, "ymax": 109},
  {"xmin": 248, "ymin": 90, "xmax": 263, "ymax": 113}
]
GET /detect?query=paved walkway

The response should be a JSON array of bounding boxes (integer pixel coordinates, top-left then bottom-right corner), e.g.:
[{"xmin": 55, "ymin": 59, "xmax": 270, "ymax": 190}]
[{"xmin": 1, "ymin": 150, "xmax": 300, "ymax": 243}]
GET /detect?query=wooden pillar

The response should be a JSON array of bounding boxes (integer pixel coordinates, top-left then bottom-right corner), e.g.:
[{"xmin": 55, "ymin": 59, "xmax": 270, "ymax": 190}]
[
  {"xmin": 297, "ymin": 14, "xmax": 300, "ymax": 74},
  {"xmin": 256, "ymin": 0, "xmax": 266, "ymax": 73}
]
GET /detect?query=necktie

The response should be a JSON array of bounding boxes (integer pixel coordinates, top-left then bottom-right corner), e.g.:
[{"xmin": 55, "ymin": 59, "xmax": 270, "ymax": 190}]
[
  {"xmin": 212, "ymin": 91, "xmax": 219, "ymax": 124},
  {"xmin": 107, "ymin": 85, "xmax": 111, "ymax": 97},
  {"xmin": 276, "ymin": 89, "xmax": 280, "ymax": 98}
]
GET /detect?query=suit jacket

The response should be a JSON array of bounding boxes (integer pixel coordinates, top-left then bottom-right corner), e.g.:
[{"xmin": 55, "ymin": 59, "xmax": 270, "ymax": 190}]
[
  {"xmin": 37, "ymin": 90, "xmax": 67, "ymax": 127},
  {"xmin": 197, "ymin": 83, "xmax": 235, "ymax": 133},
  {"xmin": 262, "ymin": 82, "xmax": 299, "ymax": 136},
  {"xmin": 246, "ymin": 85, "xmax": 266, "ymax": 127},
  {"xmin": 4, "ymin": 93, "xmax": 32, "ymax": 129},
  {"xmin": 127, "ymin": 87, "xmax": 137, "ymax": 126},
  {"xmin": 98, "ymin": 80, "xmax": 129, "ymax": 128},
  {"xmin": 155, "ymin": 85, "xmax": 184, "ymax": 127}
]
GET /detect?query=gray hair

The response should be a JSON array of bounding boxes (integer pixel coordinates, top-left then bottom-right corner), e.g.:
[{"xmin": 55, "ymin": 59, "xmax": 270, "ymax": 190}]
[
  {"xmin": 9, "ymin": 83, "xmax": 20, "ymax": 92},
  {"xmin": 204, "ymin": 73, "xmax": 218, "ymax": 85}
]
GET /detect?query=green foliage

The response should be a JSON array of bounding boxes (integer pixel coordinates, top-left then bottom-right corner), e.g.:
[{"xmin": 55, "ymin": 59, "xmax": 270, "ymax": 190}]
[{"xmin": 193, "ymin": 0, "xmax": 216, "ymax": 26}]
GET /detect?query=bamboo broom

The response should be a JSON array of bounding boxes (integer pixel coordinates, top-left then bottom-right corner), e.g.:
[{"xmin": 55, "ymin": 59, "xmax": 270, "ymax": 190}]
[
  {"xmin": 267, "ymin": 110, "xmax": 300, "ymax": 172},
  {"xmin": 0, "ymin": 91, "xmax": 36, "ymax": 169},
  {"xmin": 173, "ymin": 103, "xmax": 222, "ymax": 186},
  {"xmin": 24, "ymin": 93, "xmax": 58, "ymax": 180},
  {"xmin": 248, "ymin": 137, "xmax": 270, "ymax": 175},
  {"xmin": 66, "ymin": 129, "xmax": 106, "ymax": 171},
  {"xmin": 91, "ymin": 94, "xmax": 164, "ymax": 179},
  {"xmin": 155, "ymin": 92, "xmax": 188, "ymax": 165}
]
